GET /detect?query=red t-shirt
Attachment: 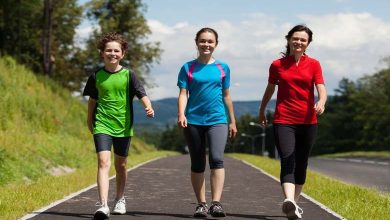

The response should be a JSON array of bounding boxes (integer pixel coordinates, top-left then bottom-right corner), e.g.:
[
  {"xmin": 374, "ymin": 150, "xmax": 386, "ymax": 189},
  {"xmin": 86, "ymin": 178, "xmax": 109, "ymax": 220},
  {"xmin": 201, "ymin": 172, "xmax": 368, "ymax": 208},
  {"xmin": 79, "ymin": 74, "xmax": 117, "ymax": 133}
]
[{"xmin": 268, "ymin": 55, "xmax": 324, "ymax": 124}]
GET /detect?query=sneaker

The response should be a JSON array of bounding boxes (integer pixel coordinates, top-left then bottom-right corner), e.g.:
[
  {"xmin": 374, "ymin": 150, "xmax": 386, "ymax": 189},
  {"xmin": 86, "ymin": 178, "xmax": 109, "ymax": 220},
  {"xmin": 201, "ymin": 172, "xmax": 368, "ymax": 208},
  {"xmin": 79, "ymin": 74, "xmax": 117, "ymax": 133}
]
[
  {"xmin": 94, "ymin": 203, "xmax": 110, "ymax": 220},
  {"xmin": 282, "ymin": 198, "xmax": 302, "ymax": 219},
  {"xmin": 193, "ymin": 203, "xmax": 208, "ymax": 217},
  {"xmin": 112, "ymin": 197, "xmax": 126, "ymax": 214},
  {"xmin": 209, "ymin": 201, "xmax": 226, "ymax": 217}
]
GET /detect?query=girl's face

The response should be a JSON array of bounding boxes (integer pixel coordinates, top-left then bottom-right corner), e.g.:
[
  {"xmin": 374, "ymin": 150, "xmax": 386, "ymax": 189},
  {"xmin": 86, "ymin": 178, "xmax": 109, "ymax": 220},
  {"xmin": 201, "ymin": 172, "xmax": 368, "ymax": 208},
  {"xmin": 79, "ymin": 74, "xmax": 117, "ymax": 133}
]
[
  {"xmin": 288, "ymin": 31, "xmax": 309, "ymax": 55},
  {"xmin": 196, "ymin": 32, "xmax": 217, "ymax": 57},
  {"xmin": 102, "ymin": 41, "xmax": 124, "ymax": 65}
]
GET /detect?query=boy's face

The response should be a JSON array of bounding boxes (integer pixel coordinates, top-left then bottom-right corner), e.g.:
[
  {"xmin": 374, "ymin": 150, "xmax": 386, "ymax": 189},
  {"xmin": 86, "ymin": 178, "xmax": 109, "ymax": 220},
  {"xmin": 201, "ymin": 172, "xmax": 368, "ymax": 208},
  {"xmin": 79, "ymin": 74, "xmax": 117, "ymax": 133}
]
[{"xmin": 101, "ymin": 41, "xmax": 124, "ymax": 65}]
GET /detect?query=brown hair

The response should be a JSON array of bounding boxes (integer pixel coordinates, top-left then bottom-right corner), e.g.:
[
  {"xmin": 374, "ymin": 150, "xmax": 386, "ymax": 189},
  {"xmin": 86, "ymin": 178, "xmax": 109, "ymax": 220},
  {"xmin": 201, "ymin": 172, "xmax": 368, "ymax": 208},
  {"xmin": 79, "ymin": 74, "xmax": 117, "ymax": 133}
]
[
  {"xmin": 96, "ymin": 32, "xmax": 128, "ymax": 53},
  {"xmin": 283, "ymin": 24, "xmax": 313, "ymax": 57},
  {"xmin": 195, "ymin": 27, "xmax": 219, "ymax": 45}
]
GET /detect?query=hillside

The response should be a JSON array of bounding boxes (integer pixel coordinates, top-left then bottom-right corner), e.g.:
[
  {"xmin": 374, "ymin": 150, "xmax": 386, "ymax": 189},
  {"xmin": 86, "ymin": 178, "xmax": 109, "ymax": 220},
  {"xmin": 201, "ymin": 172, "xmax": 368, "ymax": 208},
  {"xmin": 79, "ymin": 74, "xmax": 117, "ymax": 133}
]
[
  {"xmin": 0, "ymin": 56, "xmax": 155, "ymax": 186},
  {"xmin": 133, "ymin": 97, "xmax": 276, "ymax": 130}
]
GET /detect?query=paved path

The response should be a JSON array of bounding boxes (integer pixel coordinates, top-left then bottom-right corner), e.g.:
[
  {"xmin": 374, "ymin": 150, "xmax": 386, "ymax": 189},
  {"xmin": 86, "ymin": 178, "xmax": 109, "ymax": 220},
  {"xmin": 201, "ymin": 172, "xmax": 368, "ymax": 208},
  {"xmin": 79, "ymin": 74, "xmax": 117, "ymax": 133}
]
[
  {"xmin": 309, "ymin": 157, "xmax": 390, "ymax": 193},
  {"xmin": 24, "ymin": 155, "xmax": 343, "ymax": 219}
]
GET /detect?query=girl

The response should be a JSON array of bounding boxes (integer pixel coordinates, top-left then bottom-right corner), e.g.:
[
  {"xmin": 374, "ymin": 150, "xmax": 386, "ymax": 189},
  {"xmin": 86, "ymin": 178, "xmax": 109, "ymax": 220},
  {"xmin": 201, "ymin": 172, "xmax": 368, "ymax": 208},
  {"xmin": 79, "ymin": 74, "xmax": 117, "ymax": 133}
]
[{"xmin": 177, "ymin": 27, "xmax": 237, "ymax": 218}]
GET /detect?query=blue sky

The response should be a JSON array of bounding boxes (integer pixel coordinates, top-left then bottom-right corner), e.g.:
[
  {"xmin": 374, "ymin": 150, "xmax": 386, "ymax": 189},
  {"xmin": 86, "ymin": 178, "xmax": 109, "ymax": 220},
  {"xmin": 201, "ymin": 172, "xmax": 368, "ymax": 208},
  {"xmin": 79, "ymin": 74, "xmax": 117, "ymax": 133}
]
[{"xmin": 77, "ymin": 0, "xmax": 390, "ymax": 101}]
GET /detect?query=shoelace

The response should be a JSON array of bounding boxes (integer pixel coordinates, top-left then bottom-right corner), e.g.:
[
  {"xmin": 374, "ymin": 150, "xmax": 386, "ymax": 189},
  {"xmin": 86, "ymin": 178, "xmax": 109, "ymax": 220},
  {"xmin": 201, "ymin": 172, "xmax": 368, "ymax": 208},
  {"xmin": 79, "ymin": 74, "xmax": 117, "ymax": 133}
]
[
  {"xmin": 297, "ymin": 206, "xmax": 303, "ymax": 215},
  {"xmin": 196, "ymin": 204, "xmax": 208, "ymax": 212}
]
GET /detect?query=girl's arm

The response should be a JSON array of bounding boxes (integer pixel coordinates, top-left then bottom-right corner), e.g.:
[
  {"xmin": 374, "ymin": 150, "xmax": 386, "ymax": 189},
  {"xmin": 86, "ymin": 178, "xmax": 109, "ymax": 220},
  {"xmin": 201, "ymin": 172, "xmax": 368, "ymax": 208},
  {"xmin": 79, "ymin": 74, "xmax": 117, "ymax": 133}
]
[
  {"xmin": 223, "ymin": 89, "xmax": 237, "ymax": 138},
  {"xmin": 177, "ymin": 89, "xmax": 188, "ymax": 128}
]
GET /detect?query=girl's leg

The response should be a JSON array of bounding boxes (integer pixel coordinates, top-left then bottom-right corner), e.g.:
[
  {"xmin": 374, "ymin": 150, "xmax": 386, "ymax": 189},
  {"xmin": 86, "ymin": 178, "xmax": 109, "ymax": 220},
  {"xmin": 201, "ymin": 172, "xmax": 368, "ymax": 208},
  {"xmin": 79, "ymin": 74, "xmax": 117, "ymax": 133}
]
[
  {"xmin": 184, "ymin": 125, "xmax": 207, "ymax": 203},
  {"xmin": 207, "ymin": 124, "xmax": 228, "ymax": 202}
]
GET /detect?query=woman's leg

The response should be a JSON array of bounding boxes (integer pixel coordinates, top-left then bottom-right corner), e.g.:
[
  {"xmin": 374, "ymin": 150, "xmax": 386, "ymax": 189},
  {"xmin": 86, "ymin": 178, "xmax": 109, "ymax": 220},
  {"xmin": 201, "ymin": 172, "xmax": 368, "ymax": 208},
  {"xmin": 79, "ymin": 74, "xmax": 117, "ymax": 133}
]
[
  {"xmin": 274, "ymin": 124, "xmax": 297, "ymax": 201},
  {"xmin": 294, "ymin": 124, "xmax": 317, "ymax": 201}
]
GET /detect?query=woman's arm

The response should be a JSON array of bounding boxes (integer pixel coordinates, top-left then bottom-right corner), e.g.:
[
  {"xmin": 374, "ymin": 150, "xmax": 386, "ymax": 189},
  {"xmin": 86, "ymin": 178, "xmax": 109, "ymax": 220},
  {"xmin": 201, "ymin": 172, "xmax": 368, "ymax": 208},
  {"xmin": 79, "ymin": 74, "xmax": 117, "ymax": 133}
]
[
  {"xmin": 258, "ymin": 83, "xmax": 276, "ymax": 126},
  {"xmin": 314, "ymin": 84, "xmax": 327, "ymax": 115},
  {"xmin": 223, "ymin": 89, "xmax": 238, "ymax": 138},
  {"xmin": 177, "ymin": 89, "xmax": 188, "ymax": 128}
]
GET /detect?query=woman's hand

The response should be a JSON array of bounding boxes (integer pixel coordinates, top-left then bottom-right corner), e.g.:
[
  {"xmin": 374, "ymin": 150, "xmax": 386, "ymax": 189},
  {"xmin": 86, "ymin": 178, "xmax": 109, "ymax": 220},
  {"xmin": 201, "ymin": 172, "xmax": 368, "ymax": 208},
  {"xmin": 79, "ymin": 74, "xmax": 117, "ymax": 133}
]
[{"xmin": 145, "ymin": 107, "xmax": 155, "ymax": 118}]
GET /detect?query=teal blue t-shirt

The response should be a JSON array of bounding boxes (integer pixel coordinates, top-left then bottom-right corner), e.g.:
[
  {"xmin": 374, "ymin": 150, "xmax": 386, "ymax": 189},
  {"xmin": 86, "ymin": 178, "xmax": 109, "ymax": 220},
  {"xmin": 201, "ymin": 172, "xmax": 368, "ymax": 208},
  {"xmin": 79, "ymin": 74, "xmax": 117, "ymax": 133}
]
[{"xmin": 177, "ymin": 59, "xmax": 230, "ymax": 125}]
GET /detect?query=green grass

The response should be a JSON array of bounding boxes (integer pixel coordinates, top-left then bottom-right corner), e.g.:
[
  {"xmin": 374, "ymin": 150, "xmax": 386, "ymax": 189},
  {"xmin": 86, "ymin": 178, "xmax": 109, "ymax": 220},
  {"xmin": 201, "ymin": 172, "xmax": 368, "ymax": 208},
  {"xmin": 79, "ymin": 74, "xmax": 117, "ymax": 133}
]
[
  {"xmin": 318, "ymin": 151, "xmax": 390, "ymax": 158},
  {"xmin": 0, "ymin": 56, "xmax": 180, "ymax": 219},
  {"xmin": 229, "ymin": 153, "xmax": 390, "ymax": 220}
]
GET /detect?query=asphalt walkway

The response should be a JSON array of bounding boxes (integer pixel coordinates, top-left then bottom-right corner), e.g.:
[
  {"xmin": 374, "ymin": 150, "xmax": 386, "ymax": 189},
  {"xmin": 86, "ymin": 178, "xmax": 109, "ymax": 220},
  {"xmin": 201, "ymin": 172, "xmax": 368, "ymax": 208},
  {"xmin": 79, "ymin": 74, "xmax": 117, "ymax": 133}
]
[{"xmin": 23, "ymin": 155, "xmax": 343, "ymax": 219}]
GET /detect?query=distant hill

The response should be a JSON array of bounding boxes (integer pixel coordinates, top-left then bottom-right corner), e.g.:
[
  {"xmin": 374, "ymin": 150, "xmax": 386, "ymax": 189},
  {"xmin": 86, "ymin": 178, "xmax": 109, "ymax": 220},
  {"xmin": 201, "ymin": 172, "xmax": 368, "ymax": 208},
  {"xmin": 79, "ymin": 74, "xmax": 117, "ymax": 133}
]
[{"xmin": 133, "ymin": 97, "xmax": 276, "ymax": 130}]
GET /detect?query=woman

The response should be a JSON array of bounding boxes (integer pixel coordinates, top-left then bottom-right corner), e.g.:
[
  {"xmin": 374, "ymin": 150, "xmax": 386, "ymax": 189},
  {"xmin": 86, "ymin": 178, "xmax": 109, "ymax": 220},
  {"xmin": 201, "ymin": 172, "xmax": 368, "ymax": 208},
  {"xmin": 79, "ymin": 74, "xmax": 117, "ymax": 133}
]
[
  {"xmin": 83, "ymin": 32, "xmax": 154, "ymax": 219},
  {"xmin": 258, "ymin": 24, "xmax": 327, "ymax": 219},
  {"xmin": 177, "ymin": 27, "xmax": 237, "ymax": 218}
]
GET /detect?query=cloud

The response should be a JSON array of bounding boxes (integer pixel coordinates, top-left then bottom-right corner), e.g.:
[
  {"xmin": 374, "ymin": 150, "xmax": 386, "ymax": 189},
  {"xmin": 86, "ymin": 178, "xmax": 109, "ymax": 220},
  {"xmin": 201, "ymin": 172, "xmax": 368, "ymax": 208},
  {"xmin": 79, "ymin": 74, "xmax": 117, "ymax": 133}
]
[{"xmin": 145, "ymin": 12, "xmax": 390, "ymax": 100}]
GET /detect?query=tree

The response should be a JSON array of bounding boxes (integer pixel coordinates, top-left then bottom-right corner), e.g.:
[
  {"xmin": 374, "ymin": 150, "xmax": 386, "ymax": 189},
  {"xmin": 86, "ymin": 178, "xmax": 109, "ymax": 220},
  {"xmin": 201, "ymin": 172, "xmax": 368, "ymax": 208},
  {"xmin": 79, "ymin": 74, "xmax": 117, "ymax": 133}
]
[{"xmin": 83, "ymin": 0, "xmax": 161, "ymax": 86}]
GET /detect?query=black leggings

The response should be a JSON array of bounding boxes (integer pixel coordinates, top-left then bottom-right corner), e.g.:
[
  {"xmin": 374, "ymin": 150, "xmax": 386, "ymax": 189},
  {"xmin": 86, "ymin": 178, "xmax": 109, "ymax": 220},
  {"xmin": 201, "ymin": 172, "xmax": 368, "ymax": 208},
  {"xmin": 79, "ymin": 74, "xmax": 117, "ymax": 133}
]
[
  {"xmin": 274, "ymin": 124, "xmax": 317, "ymax": 185},
  {"xmin": 183, "ymin": 124, "xmax": 228, "ymax": 173}
]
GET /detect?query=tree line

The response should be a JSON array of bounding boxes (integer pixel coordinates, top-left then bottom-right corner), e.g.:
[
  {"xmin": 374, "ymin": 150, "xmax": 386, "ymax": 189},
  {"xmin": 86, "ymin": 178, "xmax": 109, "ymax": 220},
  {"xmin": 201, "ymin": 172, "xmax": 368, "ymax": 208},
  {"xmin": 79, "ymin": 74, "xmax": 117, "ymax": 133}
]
[
  {"xmin": 154, "ymin": 64, "xmax": 390, "ymax": 155},
  {"xmin": 0, "ymin": 0, "xmax": 161, "ymax": 91}
]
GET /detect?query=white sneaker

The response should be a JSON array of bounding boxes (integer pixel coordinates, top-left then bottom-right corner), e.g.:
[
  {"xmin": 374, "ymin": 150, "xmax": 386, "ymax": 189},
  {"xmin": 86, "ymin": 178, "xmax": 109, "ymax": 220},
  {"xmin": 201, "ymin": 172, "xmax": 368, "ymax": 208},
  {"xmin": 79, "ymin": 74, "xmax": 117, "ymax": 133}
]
[
  {"xmin": 94, "ymin": 203, "xmax": 110, "ymax": 219},
  {"xmin": 282, "ymin": 198, "xmax": 302, "ymax": 219},
  {"xmin": 112, "ymin": 197, "xmax": 126, "ymax": 214}
]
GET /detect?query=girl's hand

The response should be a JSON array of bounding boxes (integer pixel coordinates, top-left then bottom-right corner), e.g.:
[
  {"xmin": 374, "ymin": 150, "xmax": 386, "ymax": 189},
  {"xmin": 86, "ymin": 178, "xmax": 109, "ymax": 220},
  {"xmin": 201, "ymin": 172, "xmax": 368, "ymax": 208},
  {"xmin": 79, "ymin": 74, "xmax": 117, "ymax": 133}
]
[
  {"xmin": 258, "ymin": 112, "xmax": 268, "ymax": 127},
  {"xmin": 229, "ymin": 123, "xmax": 238, "ymax": 138},
  {"xmin": 177, "ymin": 114, "xmax": 187, "ymax": 128},
  {"xmin": 145, "ymin": 107, "xmax": 155, "ymax": 118}
]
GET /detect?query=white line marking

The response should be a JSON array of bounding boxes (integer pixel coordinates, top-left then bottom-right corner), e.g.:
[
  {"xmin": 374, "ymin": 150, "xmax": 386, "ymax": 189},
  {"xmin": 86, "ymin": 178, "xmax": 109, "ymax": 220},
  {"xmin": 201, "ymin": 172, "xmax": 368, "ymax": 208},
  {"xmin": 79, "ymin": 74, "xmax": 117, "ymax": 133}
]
[
  {"xmin": 19, "ymin": 157, "xmax": 163, "ymax": 220},
  {"xmin": 239, "ymin": 159, "xmax": 346, "ymax": 220}
]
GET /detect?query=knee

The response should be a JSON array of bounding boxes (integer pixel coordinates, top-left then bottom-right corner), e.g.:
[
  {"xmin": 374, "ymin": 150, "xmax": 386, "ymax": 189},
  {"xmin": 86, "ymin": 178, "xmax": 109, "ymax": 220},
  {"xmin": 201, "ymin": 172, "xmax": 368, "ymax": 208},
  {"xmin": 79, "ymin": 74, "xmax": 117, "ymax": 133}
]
[
  {"xmin": 98, "ymin": 158, "xmax": 111, "ymax": 170},
  {"xmin": 209, "ymin": 156, "xmax": 224, "ymax": 169}
]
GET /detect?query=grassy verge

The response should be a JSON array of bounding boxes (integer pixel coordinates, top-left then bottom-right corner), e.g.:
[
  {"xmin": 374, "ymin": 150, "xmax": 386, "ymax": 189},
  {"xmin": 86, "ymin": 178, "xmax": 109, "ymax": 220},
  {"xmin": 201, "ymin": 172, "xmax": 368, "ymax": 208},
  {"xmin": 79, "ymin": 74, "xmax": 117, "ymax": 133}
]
[
  {"xmin": 0, "ymin": 150, "xmax": 178, "ymax": 220},
  {"xmin": 318, "ymin": 151, "xmax": 390, "ymax": 158},
  {"xmin": 228, "ymin": 153, "xmax": 390, "ymax": 220}
]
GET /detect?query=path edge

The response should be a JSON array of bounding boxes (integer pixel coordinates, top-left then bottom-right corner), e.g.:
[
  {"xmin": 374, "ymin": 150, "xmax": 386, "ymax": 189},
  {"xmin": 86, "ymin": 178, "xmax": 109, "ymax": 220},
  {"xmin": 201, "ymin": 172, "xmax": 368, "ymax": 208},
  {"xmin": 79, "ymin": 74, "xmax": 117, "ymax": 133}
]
[
  {"xmin": 19, "ymin": 157, "xmax": 163, "ymax": 220},
  {"xmin": 237, "ymin": 158, "xmax": 346, "ymax": 220}
]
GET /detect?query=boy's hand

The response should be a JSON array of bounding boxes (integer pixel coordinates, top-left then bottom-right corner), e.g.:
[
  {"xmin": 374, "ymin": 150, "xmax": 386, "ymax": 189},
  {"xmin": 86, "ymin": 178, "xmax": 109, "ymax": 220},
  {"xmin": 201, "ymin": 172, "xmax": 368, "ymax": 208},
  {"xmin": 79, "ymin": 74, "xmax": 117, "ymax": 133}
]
[{"xmin": 145, "ymin": 107, "xmax": 154, "ymax": 118}]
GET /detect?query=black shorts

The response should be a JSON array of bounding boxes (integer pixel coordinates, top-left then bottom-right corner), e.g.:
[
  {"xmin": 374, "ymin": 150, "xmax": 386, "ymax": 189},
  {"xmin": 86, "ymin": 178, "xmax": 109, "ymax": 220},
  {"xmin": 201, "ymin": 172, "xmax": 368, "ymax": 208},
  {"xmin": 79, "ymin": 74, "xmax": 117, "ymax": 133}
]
[{"xmin": 93, "ymin": 134, "xmax": 131, "ymax": 157}]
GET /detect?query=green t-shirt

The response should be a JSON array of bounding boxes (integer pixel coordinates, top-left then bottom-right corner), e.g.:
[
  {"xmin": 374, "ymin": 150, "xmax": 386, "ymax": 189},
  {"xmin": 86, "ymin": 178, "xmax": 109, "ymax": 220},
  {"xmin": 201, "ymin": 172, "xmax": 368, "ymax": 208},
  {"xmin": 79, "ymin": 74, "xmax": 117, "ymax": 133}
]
[{"xmin": 83, "ymin": 67, "xmax": 147, "ymax": 137}]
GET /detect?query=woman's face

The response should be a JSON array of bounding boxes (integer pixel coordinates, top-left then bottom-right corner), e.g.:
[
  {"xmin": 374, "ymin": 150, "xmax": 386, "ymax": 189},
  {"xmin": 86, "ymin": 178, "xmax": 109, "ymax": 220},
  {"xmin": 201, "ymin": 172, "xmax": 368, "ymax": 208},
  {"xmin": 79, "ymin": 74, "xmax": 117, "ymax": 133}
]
[
  {"xmin": 196, "ymin": 31, "xmax": 217, "ymax": 56},
  {"xmin": 288, "ymin": 31, "xmax": 309, "ymax": 55},
  {"xmin": 102, "ymin": 41, "xmax": 124, "ymax": 65}
]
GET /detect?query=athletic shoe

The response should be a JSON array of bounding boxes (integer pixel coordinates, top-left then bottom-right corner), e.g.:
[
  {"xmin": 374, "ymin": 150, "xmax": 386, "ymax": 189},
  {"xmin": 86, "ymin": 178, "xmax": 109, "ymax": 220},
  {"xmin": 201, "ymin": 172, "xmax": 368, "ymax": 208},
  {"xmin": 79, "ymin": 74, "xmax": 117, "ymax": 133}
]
[
  {"xmin": 282, "ymin": 198, "xmax": 302, "ymax": 219},
  {"xmin": 193, "ymin": 203, "xmax": 208, "ymax": 217},
  {"xmin": 112, "ymin": 197, "xmax": 126, "ymax": 214},
  {"xmin": 94, "ymin": 203, "xmax": 110, "ymax": 219},
  {"xmin": 209, "ymin": 201, "xmax": 226, "ymax": 217}
]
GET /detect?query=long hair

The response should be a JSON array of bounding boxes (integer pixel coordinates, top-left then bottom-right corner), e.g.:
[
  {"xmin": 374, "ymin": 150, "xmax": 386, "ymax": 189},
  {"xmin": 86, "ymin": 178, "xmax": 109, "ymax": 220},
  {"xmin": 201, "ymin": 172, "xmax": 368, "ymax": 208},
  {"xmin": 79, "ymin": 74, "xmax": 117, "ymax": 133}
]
[{"xmin": 282, "ymin": 24, "xmax": 313, "ymax": 57}]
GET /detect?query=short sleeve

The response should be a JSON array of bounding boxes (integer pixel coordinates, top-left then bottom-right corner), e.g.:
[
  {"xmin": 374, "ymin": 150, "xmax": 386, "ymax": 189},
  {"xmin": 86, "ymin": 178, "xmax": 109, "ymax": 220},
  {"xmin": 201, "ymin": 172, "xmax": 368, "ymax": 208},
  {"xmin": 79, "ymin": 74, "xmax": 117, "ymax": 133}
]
[
  {"xmin": 82, "ymin": 74, "xmax": 98, "ymax": 99},
  {"xmin": 313, "ymin": 60, "xmax": 325, "ymax": 85},
  {"xmin": 268, "ymin": 62, "xmax": 279, "ymax": 84},
  {"xmin": 177, "ymin": 65, "xmax": 188, "ymax": 89},
  {"xmin": 222, "ymin": 64, "xmax": 230, "ymax": 90},
  {"xmin": 130, "ymin": 72, "xmax": 147, "ymax": 99}
]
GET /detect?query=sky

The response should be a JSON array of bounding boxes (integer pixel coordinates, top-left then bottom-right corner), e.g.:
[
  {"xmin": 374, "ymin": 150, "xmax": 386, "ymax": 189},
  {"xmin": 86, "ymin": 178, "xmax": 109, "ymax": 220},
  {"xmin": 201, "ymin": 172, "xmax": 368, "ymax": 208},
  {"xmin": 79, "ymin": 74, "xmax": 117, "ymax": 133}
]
[{"xmin": 77, "ymin": 0, "xmax": 390, "ymax": 101}]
